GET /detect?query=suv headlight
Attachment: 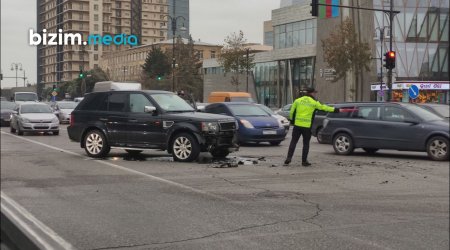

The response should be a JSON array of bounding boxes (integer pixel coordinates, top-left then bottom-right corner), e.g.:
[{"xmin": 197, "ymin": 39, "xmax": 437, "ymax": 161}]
[
  {"xmin": 240, "ymin": 119, "xmax": 254, "ymax": 129},
  {"xmin": 201, "ymin": 122, "xmax": 219, "ymax": 132}
]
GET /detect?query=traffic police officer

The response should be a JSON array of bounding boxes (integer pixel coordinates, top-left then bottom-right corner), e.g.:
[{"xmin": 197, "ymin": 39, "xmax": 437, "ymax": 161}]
[{"xmin": 284, "ymin": 87, "xmax": 339, "ymax": 166}]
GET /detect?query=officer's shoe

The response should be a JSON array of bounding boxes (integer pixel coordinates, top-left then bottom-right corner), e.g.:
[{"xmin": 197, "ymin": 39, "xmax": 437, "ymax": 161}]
[
  {"xmin": 283, "ymin": 158, "xmax": 291, "ymax": 166},
  {"xmin": 302, "ymin": 161, "xmax": 312, "ymax": 167}
]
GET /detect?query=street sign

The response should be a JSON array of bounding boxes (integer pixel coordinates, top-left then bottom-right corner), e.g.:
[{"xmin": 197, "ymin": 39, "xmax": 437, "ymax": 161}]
[
  {"xmin": 52, "ymin": 91, "xmax": 57, "ymax": 97},
  {"xmin": 408, "ymin": 85, "xmax": 419, "ymax": 99}
]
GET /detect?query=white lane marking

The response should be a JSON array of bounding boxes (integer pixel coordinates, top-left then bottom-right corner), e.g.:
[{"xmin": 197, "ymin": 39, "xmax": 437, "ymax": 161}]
[
  {"xmin": 1, "ymin": 192, "xmax": 76, "ymax": 250},
  {"xmin": 1, "ymin": 131, "xmax": 226, "ymax": 200}
]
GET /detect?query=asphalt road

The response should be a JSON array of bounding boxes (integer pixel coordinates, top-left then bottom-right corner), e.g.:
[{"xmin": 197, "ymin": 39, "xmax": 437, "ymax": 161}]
[{"xmin": 1, "ymin": 125, "xmax": 449, "ymax": 250}]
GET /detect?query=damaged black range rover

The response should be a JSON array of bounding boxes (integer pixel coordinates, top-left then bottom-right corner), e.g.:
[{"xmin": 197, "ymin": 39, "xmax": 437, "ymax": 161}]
[{"xmin": 67, "ymin": 90, "xmax": 238, "ymax": 162}]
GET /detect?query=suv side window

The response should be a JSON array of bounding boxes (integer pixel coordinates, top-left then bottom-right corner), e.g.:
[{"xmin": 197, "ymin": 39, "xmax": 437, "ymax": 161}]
[
  {"xmin": 208, "ymin": 105, "xmax": 229, "ymax": 115},
  {"xmin": 108, "ymin": 93, "xmax": 127, "ymax": 112},
  {"xmin": 352, "ymin": 106, "xmax": 380, "ymax": 120},
  {"xmin": 382, "ymin": 106, "xmax": 414, "ymax": 122},
  {"xmin": 328, "ymin": 106, "xmax": 355, "ymax": 118},
  {"xmin": 130, "ymin": 93, "xmax": 153, "ymax": 113},
  {"xmin": 78, "ymin": 93, "xmax": 108, "ymax": 111}
]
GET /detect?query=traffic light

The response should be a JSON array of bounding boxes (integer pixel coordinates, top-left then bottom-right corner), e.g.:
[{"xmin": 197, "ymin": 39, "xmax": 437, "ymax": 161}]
[
  {"xmin": 53, "ymin": 84, "xmax": 57, "ymax": 90},
  {"xmin": 157, "ymin": 75, "xmax": 163, "ymax": 81},
  {"xmin": 311, "ymin": 0, "xmax": 318, "ymax": 17},
  {"xmin": 383, "ymin": 51, "xmax": 396, "ymax": 70},
  {"xmin": 79, "ymin": 70, "xmax": 85, "ymax": 79}
]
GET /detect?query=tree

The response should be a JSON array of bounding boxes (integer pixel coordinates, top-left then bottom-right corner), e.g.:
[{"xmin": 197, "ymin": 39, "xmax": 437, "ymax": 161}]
[
  {"xmin": 218, "ymin": 30, "xmax": 255, "ymax": 91},
  {"xmin": 172, "ymin": 36, "xmax": 203, "ymax": 100},
  {"xmin": 141, "ymin": 47, "xmax": 172, "ymax": 90},
  {"xmin": 322, "ymin": 17, "xmax": 372, "ymax": 99}
]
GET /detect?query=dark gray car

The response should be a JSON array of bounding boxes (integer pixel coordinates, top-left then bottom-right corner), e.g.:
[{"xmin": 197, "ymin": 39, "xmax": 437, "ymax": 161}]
[{"xmin": 319, "ymin": 102, "xmax": 449, "ymax": 161}]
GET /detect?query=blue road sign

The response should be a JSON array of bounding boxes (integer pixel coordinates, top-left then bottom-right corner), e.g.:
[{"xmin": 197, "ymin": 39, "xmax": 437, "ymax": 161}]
[{"xmin": 408, "ymin": 85, "xmax": 419, "ymax": 99}]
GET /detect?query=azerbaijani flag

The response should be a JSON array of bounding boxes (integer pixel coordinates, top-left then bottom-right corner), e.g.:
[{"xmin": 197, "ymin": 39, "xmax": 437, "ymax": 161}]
[{"xmin": 319, "ymin": 0, "xmax": 340, "ymax": 18}]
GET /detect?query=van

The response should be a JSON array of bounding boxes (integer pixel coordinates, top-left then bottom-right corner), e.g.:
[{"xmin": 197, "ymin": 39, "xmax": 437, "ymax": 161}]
[
  {"xmin": 93, "ymin": 81, "xmax": 141, "ymax": 92},
  {"xmin": 207, "ymin": 92, "xmax": 253, "ymax": 103}
]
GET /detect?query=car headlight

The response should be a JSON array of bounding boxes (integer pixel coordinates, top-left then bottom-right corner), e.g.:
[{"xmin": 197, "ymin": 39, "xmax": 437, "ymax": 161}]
[
  {"xmin": 52, "ymin": 117, "xmax": 60, "ymax": 123},
  {"xmin": 201, "ymin": 122, "xmax": 219, "ymax": 132},
  {"xmin": 280, "ymin": 117, "xmax": 289, "ymax": 126},
  {"xmin": 20, "ymin": 117, "xmax": 30, "ymax": 123},
  {"xmin": 240, "ymin": 119, "xmax": 254, "ymax": 129}
]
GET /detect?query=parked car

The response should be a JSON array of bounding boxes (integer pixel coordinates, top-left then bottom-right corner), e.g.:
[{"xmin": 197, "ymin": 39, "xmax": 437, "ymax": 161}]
[
  {"xmin": 275, "ymin": 104, "xmax": 292, "ymax": 119},
  {"xmin": 257, "ymin": 104, "xmax": 290, "ymax": 132},
  {"xmin": 55, "ymin": 101, "xmax": 79, "ymax": 123},
  {"xmin": 205, "ymin": 102, "xmax": 287, "ymax": 145},
  {"xmin": 1, "ymin": 101, "xmax": 16, "ymax": 126},
  {"xmin": 10, "ymin": 103, "xmax": 60, "ymax": 135},
  {"xmin": 311, "ymin": 103, "xmax": 353, "ymax": 144},
  {"xmin": 13, "ymin": 92, "xmax": 38, "ymax": 104},
  {"xmin": 68, "ymin": 90, "xmax": 238, "ymax": 161},
  {"xmin": 417, "ymin": 103, "xmax": 449, "ymax": 119},
  {"xmin": 319, "ymin": 102, "xmax": 449, "ymax": 161},
  {"xmin": 74, "ymin": 97, "xmax": 84, "ymax": 102}
]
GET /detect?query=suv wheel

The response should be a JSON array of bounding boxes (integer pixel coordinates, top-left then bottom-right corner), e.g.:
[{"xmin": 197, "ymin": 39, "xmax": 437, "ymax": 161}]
[
  {"xmin": 171, "ymin": 133, "xmax": 200, "ymax": 162},
  {"xmin": 210, "ymin": 148, "xmax": 230, "ymax": 158},
  {"xmin": 84, "ymin": 130, "xmax": 110, "ymax": 158},
  {"xmin": 333, "ymin": 133, "xmax": 354, "ymax": 155},
  {"xmin": 427, "ymin": 136, "xmax": 449, "ymax": 161},
  {"xmin": 363, "ymin": 148, "xmax": 378, "ymax": 154}
]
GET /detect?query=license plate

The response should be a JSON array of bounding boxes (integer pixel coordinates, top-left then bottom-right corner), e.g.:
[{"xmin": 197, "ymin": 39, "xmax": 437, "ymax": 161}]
[{"xmin": 263, "ymin": 130, "xmax": 277, "ymax": 135}]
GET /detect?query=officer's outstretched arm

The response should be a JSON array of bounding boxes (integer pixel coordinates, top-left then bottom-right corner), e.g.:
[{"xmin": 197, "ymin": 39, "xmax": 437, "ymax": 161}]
[{"xmin": 314, "ymin": 100, "xmax": 335, "ymax": 112}]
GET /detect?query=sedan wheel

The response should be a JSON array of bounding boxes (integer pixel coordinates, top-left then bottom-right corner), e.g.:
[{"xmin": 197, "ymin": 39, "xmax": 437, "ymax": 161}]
[
  {"xmin": 427, "ymin": 136, "xmax": 449, "ymax": 161},
  {"xmin": 333, "ymin": 133, "xmax": 354, "ymax": 155},
  {"xmin": 84, "ymin": 130, "xmax": 110, "ymax": 158},
  {"xmin": 316, "ymin": 127, "xmax": 324, "ymax": 144},
  {"xmin": 172, "ymin": 133, "xmax": 200, "ymax": 162}
]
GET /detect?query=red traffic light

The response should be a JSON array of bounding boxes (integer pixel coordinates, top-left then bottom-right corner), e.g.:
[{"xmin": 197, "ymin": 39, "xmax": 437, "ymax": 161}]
[{"xmin": 387, "ymin": 51, "xmax": 395, "ymax": 58}]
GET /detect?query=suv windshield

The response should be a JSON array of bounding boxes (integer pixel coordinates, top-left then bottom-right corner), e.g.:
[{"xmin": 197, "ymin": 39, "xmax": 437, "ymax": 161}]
[
  {"xmin": 404, "ymin": 104, "xmax": 444, "ymax": 121},
  {"xmin": 151, "ymin": 93, "xmax": 195, "ymax": 112}
]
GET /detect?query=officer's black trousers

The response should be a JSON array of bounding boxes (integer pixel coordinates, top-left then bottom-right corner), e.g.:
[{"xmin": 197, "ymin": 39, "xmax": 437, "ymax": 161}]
[{"xmin": 286, "ymin": 126, "xmax": 312, "ymax": 162}]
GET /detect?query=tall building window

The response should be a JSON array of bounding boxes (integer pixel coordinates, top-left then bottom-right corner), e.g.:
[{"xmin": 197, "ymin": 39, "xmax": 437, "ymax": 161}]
[
  {"xmin": 211, "ymin": 51, "xmax": 216, "ymax": 59},
  {"xmin": 94, "ymin": 14, "xmax": 99, "ymax": 21},
  {"xmin": 94, "ymin": 4, "xmax": 99, "ymax": 11},
  {"xmin": 274, "ymin": 19, "xmax": 317, "ymax": 49},
  {"xmin": 94, "ymin": 24, "xmax": 99, "ymax": 31}
]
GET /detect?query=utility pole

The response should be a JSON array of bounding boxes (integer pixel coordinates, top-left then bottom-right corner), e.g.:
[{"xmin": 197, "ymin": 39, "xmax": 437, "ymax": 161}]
[{"xmin": 246, "ymin": 48, "xmax": 250, "ymax": 93}]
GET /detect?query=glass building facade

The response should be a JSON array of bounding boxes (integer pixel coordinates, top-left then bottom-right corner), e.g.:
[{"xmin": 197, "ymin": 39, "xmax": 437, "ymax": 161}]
[
  {"xmin": 373, "ymin": 0, "xmax": 449, "ymax": 103},
  {"xmin": 274, "ymin": 19, "xmax": 317, "ymax": 49},
  {"xmin": 168, "ymin": 0, "xmax": 190, "ymax": 39}
]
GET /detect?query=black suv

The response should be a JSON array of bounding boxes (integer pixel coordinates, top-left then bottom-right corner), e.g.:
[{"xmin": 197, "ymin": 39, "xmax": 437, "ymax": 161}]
[
  {"xmin": 319, "ymin": 102, "xmax": 449, "ymax": 161},
  {"xmin": 67, "ymin": 90, "xmax": 238, "ymax": 162}
]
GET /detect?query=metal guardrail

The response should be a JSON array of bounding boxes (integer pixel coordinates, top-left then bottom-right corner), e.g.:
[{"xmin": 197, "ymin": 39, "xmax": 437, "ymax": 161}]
[{"xmin": 1, "ymin": 192, "xmax": 76, "ymax": 250}]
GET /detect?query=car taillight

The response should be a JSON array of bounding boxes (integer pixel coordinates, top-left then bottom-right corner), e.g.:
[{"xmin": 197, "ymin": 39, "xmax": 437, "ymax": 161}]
[{"xmin": 70, "ymin": 113, "xmax": 74, "ymax": 126}]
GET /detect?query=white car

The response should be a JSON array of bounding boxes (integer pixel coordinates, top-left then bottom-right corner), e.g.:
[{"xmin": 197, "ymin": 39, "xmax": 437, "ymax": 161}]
[
  {"xmin": 10, "ymin": 103, "xmax": 60, "ymax": 135},
  {"xmin": 258, "ymin": 104, "xmax": 290, "ymax": 131},
  {"xmin": 55, "ymin": 101, "xmax": 78, "ymax": 123}
]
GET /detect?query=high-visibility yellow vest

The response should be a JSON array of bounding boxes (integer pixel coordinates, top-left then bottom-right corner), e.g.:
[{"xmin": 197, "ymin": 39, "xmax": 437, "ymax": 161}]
[{"xmin": 289, "ymin": 96, "xmax": 335, "ymax": 128}]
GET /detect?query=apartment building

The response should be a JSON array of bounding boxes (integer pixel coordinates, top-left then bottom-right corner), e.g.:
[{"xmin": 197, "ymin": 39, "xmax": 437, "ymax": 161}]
[
  {"xmin": 37, "ymin": 0, "xmax": 170, "ymax": 89},
  {"xmin": 100, "ymin": 38, "xmax": 222, "ymax": 82}
]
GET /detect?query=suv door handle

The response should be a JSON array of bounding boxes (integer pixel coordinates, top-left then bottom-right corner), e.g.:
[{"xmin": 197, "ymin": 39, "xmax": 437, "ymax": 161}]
[{"xmin": 99, "ymin": 118, "xmax": 108, "ymax": 122}]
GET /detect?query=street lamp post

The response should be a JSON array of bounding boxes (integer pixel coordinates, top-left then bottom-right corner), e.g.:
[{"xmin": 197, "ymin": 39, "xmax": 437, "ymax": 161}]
[
  {"xmin": 166, "ymin": 15, "xmax": 185, "ymax": 92},
  {"xmin": 10, "ymin": 63, "xmax": 23, "ymax": 88}
]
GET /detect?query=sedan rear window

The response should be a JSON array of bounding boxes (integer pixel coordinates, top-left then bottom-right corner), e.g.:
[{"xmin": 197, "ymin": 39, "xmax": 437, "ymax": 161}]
[{"xmin": 229, "ymin": 104, "xmax": 269, "ymax": 116}]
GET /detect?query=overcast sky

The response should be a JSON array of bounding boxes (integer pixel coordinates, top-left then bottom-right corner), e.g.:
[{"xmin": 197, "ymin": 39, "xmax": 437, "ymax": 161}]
[{"xmin": 0, "ymin": 0, "xmax": 279, "ymax": 88}]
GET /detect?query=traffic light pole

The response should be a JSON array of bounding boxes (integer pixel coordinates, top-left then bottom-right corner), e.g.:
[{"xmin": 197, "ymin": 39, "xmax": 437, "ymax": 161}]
[
  {"xmin": 387, "ymin": 0, "xmax": 394, "ymax": 102},
  {"xmin": 312, "ymin": 0, "xmax": 399, "ymax": 102}
]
